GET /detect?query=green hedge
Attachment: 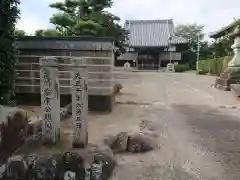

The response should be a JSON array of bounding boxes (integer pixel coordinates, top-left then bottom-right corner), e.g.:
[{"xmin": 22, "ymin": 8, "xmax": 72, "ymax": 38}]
[
  {"xmin": 196, "ymin": 56, "xmax": 232, "ymax": 75},
  {"xmin": 174, "ymin": 64, "xmax": 190, "ymax": 72}
]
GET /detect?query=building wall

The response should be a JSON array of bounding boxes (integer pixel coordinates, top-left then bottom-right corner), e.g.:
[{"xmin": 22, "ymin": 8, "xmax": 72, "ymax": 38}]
[{"xmin": 159, "ymin": 52, "xmax": 182, "ymax": 61}]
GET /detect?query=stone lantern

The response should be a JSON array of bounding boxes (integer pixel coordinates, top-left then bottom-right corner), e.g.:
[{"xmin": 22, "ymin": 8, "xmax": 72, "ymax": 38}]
[
  {"xmin": 228, "ymin": 25, "xmax": 240, "ymax": 69},
  {"xmin": 215, "ymin": 25, "xmax": 240, "ymax": 91}
]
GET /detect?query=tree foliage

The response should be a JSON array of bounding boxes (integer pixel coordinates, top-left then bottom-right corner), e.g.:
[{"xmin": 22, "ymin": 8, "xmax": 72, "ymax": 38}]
[
  {"xmin": 210, "ymin": 36, "xmax": 233, "ymax": 58},
  {"xmin": 175, "ymin": 23, "xmax": 205, "ymax": 53},
  {"xmin": 0, "ymin": 0, "xmax": 20, "ymax": 105},
  {"xmin": 49, "ymin": 0, "xmax": 128, "ymax": 44},
  {"xmin": 35, "ymin": 29, "xmax": 63, "ymax": 36},
  {"xmin": 14, "ymin": 29, "xmax": 26, "ymax": 36}
]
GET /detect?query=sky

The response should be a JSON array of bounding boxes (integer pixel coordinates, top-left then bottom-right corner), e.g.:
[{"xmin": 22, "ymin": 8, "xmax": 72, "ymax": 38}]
[{"xmin": 17, "ymin": 0, "xmax": 240, "ymax": 36}]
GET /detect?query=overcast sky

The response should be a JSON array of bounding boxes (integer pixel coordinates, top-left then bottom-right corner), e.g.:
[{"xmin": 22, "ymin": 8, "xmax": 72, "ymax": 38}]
[{"xmin": 17, "ymin": 0, "xmax": 240, "ymax": 36}]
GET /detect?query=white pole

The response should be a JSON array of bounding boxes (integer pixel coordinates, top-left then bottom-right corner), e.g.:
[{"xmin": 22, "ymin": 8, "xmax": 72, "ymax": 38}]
[
  {"xmin": 170, "ymin": 50, "xmax": 172, "ymax": 64},
  {"xmin": 197, "ymin": 33, "xmax": 200, "ymax": 61}
]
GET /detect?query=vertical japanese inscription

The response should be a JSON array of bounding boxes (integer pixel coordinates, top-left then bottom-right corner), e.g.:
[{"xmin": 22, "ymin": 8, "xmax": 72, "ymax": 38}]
[
  {"xmin": 72, "ymin": 59, "xmax": 88, "ymax": 148},
  {"xmin": 40, "ymin": 57, "xmax": 60, "ymax": 145},
  {"xmin": 42, "ymin": 68, "xmax": 53, "ymax": 140},
  {"xmin": 73, "ymin": 72, "xmax": 84, "ymax": 142}
]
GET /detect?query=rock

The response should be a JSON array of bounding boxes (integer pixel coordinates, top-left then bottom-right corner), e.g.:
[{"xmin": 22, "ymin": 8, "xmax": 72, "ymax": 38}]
[
  {"xmin": 114, "ymin": 83, "xmax": 123, "ymax": 94},
  {"xmin": 0, "ymin": 108, "xmax": 28, "ymax": 158},
  {"xmin": 103, "ymin": 134, "xmax": 117, "ymax": 147},
  {"xmin": 5, "ymin": 155, "xmax": 28, "ymax": 180},
  {"xmin": 91, "ymin": 147, "xmax": 117, "ymax": 180},
  {"xmin": 29, "ymin": 154, "xmax": 60, "ymax": 180},
  {"xmin": 64, "ymin": 170, "xmax": 76, "ymax": 180},
  {"xmin": 23, "ymin": 153, "xmax": 38, "ymax": 168},
  {"xmin": 27, "ymin": 118, "xmax": 42, "ymax": 137},
  {"xmin": 141, "ymin": 130, "xmax": 159, "ymax": 139},
  {"xmin": 60, "ymin": 103, "xmax": 73, "ymax": 120},
  {"xmin": 107, "ymin": 132, "xmax": 128, "ymax": 153},
  {"xmin": 57, "ymin": 152, "xmax": 85, "ymax": 180},
  {"xmin": 127, "ymin": 133, "xmax": 156, "ymax": 153},
  {"xmin": 140, "ymin": 120, "xmax": 157, "ymax": 131},
  {"xmin": 0, "ymin": 164, "xmax": 5, "ymax": 179}
]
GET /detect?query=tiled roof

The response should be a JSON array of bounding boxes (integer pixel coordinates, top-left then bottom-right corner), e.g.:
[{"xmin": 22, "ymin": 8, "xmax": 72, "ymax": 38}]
[
  {"xmin": 124, "ymin": 19, "xmax": 188, "ymax": 47},
  {"xmin": 209, "ymin": 19, "xmax": 240, "ymax": 38}
]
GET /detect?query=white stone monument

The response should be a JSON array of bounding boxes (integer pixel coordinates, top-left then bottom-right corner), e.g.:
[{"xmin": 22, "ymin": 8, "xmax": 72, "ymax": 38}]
[
  {"xmin": 39, "ymin": 57, "xmax": 60, "ymax": 145},
  {"xmin": 124, "ymin": 61, "xmax": 131, "ymax": 70},
  {"xmin": 166, "ymin": 63, "xmax": 175, "ymax": 72},
  {"xmin": 71, "ymin": 58, "xmax": 88, "ymax": 148}
]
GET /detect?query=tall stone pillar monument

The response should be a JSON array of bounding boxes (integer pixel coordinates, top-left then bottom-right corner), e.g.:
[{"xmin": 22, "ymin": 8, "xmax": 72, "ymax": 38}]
[
  {"xmin": 71, "ymin": 58, "xmax": 88, "ymax": 148},
  {"xmin": 39, "ymin": 57, "xmax": 60, "ymax": 145},
  {"xmin": 215, "ymin": 26, "xmax": 240, "ymax": 90}
]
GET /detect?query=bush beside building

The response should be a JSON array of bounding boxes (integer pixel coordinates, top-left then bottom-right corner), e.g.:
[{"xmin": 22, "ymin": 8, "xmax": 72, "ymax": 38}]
[{"xmin": 196, "ymin": 56, "xmax": 232, "ymax": 75}]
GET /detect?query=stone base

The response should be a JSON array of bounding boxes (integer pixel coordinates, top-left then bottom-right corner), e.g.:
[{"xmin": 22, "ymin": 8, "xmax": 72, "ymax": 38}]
[
  {"xmin": 214, "ymin": 78, "xmax": 231, "ymax": 91},
  {"xmin": 72, "ymin": 133, "xmax": 88, "ymax": 149},
  {"xmin": 231, "ymin": 84, "xmax": 240, "ymax": 96},
  {"xmin": 214, "ymin": 68, "xmax": 240, "ymax": 91},
  {"xmin": 42, "ymin": 130, "xmax": 60, "ymax": 147}
]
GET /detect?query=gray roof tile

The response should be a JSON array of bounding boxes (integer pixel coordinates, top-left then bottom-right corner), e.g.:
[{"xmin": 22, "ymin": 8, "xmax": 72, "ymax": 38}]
[{"xmin": 125, "ymin": 19, "xmax": 188, "ymax": 47}]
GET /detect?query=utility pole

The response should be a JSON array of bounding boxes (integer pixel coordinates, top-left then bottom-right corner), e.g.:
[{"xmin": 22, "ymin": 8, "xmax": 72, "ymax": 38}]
[
  {"xmin": 197, "ymin": 33, "xmax": 200, "ymax": 61},
  {"xmin": 169, "ymin": 36, "xmax": 173, "ymax": 64}
]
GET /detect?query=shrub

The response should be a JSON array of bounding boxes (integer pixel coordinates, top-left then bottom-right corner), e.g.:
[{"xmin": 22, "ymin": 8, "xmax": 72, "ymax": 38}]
[
  {"xmin": 197, "ymin": 70, "xmax": 208, "ymax": 75},
  {"xmin": 174, "ymin": 64, "xmax": 190, "ymax": 72},
  {"xmin": 196, "ymin": 56, "xmax": 232, "ymax": 75},
  {"xmin": 0, "ymin": 0, "xmax": 20, "ymax": 105}
]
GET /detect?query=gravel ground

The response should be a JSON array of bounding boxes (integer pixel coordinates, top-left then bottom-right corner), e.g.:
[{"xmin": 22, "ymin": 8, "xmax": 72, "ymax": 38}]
[
  {"xmin": 109, "ymin": 71, "xmax": 240, "ymax": 180},
  {"xmin": 20, "ymin": 71, "xmax": 240, "ymax": 180}
]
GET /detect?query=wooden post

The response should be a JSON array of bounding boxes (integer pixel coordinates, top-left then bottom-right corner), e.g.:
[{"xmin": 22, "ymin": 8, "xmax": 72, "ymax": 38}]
[
  {"xmin": 71, "ymin": 58, "xmax": 88, "ymax": 148},
  {"xmin": 39, "ymin": 57, "xmax": 60, "ymax": 145}
]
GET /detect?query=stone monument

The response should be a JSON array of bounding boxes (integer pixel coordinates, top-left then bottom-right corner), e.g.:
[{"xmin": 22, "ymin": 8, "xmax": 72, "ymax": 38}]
[
  {"xmin": 215, "ymin": 25, "xmax": 240, "ymax": 91},
  {"xmin": 71, "ymin": 58, "xmax": 88, "ymax": 148},
  {"xmin": 39, "ymin": 57, "xmax": 60, "ymax": 145}
]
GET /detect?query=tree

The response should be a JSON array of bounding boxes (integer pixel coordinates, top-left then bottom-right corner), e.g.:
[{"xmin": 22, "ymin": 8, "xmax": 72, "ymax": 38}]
[
  {"xmin": 0, "ymin": 0, "xmax": 20, "ymax": 105},
  {"xmin": 210, "ymin": 36, "xmax": 233, "ymax": 58},
  {"xmin": 35, "ymin": 29, "xmax": 63, "ymax": 36},
  {"xmin": 14, "ymin": 29, "xmax": 26, "ymax": 36},
  {"xmin": 175, "ymin": 23, "xmax": 205, "ymax": 53},
  {"xmin": 49, "ymin": 0, "xmax": 128, "ymax": 44}
]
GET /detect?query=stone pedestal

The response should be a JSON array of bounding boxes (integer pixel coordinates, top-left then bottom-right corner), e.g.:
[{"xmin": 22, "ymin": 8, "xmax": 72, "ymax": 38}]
[
  {"xmin": 39, "ymin": 57, "xmax": 60, "ymax": 145},
  {"xmin": 215, "ymin": 26, "xmax": 240, "ymax": 91},
  {"xmin": 71, "ymin": 58, "xmax": 88, "ymax": 148}
]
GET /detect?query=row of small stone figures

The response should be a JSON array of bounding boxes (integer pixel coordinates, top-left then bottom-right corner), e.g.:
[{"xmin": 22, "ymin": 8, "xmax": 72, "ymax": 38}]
[{"xmin": 0, "ymin": 151, "xmax": 115, "ymax": 180}]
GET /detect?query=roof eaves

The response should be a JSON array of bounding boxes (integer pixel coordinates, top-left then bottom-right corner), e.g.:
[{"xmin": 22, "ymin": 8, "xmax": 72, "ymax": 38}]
[{"xmin": 209, "ymin": 19, "xmax": 240, "ymax": 38}]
